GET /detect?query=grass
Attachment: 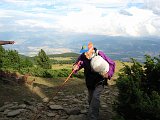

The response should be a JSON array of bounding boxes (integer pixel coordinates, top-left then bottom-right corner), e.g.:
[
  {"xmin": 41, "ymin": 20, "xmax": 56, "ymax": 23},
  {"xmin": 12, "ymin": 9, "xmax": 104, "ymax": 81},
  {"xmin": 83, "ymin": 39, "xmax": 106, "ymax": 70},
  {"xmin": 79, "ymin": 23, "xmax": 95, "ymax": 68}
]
[
  {"xmin": 51, "ymin": 60, "xmax": 130, "ymax": 78},
  {"xmin": 0, "ymin": 60, "xmax": 130, "ymax": 106},
  {"xmin": 52, "ymin": 64, "xmax": 73, "ymax": 70},
  {"xmin": 50, "ymin": 57, "xmax": 72, "ymax": 61},
  {"xmin": 114, "ymin": 60, "xmax": 132, "ymax": 78}
]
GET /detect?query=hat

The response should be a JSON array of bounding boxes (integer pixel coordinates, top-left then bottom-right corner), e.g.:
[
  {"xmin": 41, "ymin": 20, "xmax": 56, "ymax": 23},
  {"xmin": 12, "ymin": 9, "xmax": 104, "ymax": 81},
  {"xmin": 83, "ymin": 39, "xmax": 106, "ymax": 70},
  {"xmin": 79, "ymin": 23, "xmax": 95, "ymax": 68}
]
[{"xmin": 80, "ymin": 42, "xmax": 93, "ymax": 53}]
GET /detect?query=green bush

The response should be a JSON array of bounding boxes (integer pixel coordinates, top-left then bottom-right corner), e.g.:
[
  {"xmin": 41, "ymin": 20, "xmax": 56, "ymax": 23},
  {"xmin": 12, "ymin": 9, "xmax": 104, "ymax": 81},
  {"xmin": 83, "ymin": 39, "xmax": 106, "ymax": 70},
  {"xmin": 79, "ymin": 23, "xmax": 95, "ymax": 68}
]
[
  {"xmin": 26, "ymin": 67, "xmax": 84, "ymax": 79},
  {"xmin": 72, "ymin": 71, "xmax": 84, "ymax": 78},
  {"xmin": 115, "ymin": 55, "xmax": 160, "ymax": 120},
  {"xmin": 34, "ymin": 49, "xmax": 51, "ymax": 69},
  {"xmin": 0, "ymin": 46, "xmax": 84, "ymax": 79}
]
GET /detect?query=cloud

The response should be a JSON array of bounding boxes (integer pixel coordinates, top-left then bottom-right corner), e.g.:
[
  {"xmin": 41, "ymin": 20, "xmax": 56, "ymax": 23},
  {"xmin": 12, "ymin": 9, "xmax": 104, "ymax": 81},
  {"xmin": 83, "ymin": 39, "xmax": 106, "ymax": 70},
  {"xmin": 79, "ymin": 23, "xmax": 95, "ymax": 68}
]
[
  {"xmin": 144, "ymin": 0, "xmax": 160, "ymax": 14},
  {"xmin": 0, "ymin": 0, "xmax": 160, "ymax": 41},
  {"xmin": 2, "ymin": 0, "xmax": 53, "ymax": 6},
  {"xmin": 57, "ymin": 6, "xmax": 160, "ymax": 36},
  {"xmin": 0, "ymin": 11, "xmax": 13, "ymax": 18},
  {"xmin": 15, "ymin": 19, "xmax": 55, "ymax": 29},
  {"xmin": 0, "ymin": 8, "xmax": 60, "ymax": 32}
]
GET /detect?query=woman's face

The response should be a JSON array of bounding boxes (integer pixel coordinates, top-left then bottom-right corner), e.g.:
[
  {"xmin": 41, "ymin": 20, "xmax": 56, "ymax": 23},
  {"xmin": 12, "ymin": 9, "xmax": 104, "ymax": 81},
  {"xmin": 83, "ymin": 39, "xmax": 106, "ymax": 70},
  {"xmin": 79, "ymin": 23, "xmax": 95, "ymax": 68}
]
[{"xmin": 85, "ymin": 49, "xmax": 94, "ymax": 59}]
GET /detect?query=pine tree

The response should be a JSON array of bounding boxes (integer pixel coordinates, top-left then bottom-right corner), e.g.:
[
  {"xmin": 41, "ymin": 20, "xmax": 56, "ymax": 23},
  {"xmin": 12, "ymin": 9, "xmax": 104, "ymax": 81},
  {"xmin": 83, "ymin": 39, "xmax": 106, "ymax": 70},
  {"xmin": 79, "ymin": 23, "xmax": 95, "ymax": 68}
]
[
  {"xmin": 2, "ymin": 49, "xmax": 21, "ymax": 70},
  {"xmin": 115, "ymin": 55, "xmax": 160, "ymax": 120},
  {"xmin": 20, "ymin": 58, "xmax": 33, "ymax": 68},
  {"xmin": 0, "ymin": 46, "xmax": 5, "ymax": 68},
  {"xmin": 35, "ymin": 49, "xmax": 51, "ymax": 69}
]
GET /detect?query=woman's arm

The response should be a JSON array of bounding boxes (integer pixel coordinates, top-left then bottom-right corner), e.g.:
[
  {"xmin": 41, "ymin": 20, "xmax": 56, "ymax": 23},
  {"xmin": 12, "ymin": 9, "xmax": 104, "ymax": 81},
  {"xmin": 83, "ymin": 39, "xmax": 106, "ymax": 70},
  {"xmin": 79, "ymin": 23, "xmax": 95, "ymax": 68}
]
[
  {"xmin": 98, "ymin": 51, "xmax": 115, "ymax": 79},
  {"xmin": 73, "ymin": 54, "xmax": 84, "ymax": 73}
]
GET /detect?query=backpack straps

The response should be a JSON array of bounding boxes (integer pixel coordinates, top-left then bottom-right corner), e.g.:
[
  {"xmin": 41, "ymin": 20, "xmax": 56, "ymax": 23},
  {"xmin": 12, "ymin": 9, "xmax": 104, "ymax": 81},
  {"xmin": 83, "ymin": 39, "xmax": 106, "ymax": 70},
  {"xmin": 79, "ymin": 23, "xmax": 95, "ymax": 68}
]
[
  {"xmin": 96, "ymin": 49, "xmax": 99, "ymax": 56},
  {"xmin": 94, "ymin": 48, "xmax": 99, "ymax": 56}
]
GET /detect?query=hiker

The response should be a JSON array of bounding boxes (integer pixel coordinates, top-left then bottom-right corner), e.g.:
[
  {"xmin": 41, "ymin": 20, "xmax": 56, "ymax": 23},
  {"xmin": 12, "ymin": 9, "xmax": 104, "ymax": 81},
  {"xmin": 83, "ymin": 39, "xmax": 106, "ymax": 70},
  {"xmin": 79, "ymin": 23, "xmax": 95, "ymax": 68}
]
[
  {"xmin": 73, "ymin": 42, "xmax": 115, "ymax": 120},
  {"xmin": 0, "ymin": 41, "xmax": 15, "ymax": 45}
]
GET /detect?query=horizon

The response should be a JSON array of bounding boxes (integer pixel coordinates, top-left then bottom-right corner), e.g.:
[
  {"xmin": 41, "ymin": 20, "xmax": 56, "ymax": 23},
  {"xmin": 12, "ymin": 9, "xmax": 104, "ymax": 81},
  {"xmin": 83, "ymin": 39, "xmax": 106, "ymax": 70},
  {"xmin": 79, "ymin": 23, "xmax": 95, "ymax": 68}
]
[{"xmin": 0, "ymin": 0, "xmax": 160, "ymax": 56}]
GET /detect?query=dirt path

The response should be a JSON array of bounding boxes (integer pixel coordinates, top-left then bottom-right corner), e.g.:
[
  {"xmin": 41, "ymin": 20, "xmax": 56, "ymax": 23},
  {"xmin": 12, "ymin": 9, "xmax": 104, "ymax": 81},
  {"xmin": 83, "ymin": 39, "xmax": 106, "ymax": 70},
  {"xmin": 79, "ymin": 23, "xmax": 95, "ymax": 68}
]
[{"xmin": 0, "ymin": 78, "xmax": 118, "ymax": 120}]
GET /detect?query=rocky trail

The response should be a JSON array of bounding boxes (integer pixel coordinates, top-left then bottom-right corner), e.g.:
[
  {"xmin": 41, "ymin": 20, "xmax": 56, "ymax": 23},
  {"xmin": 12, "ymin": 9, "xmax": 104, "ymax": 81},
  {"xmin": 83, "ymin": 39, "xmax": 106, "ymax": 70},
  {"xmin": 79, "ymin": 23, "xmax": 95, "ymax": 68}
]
[{"xmin": 0, "ymin": 83, "xmax": 118, "ymax": 120}]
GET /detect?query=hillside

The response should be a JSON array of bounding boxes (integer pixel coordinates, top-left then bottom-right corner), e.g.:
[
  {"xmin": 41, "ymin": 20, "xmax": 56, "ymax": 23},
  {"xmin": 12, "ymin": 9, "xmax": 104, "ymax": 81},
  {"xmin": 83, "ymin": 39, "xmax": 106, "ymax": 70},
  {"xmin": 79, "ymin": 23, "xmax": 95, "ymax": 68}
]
[
  {"xmin": 67, "ymin": 36, "xmax": 160, "ymax": 62},
  {"xmin": 0, "ymin": 60, "xmax": 123, "ymax": 120},
  {"xmin": 0, "ymin": 49, "xmax": 130, "ymax": 120},
  {"xmin": 48, "ymin": 52, "xmax": 79, "ymax": 58}
]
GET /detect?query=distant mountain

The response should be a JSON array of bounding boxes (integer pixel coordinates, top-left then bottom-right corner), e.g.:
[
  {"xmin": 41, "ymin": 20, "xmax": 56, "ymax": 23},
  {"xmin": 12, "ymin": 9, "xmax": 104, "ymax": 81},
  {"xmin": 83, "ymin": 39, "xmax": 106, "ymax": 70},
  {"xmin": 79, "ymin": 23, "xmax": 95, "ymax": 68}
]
[
  {"xmin": 67, "ymin": 35, "xmax": 160, "ymax": 62},
  {"xmin": 95, "ymin": 38, "xmax": 160, "ymax": 62},
  {"xmin": 48, "ymin": 52, "xmax": 79, "ymax": 57},
  {"xmin": 4, "ymin": 32, "xmax": 159, "ymax": 62}
]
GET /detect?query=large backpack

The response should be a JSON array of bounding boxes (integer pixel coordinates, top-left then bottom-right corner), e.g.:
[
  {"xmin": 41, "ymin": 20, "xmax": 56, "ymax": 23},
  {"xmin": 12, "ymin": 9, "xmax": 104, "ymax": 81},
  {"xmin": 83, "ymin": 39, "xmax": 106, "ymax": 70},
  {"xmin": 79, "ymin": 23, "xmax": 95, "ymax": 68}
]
[
  {"xmin": 91, "ymin": 49, "xmax": 115, "ymax": 85},
  {"xmin": 91, "ymin": 50, "xmax": 110, "ymax": 74}
]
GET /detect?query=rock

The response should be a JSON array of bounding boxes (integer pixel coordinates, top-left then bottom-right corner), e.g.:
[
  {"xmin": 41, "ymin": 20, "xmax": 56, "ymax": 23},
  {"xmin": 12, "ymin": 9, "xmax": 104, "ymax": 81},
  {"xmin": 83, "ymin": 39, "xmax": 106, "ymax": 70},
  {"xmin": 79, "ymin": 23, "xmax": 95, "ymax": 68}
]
[
  {"xmin": 112, "ymin": 92, "xmax": 118, "ymax": 96},
  {"xmin": 63, "ymin": 103, "xmax": 68, "ymax": 106},
  {"xmin": 9, "ymin": 105, "xmax": 19, "ymax": 110},
  {"xmin": 0, "ymin": 103, "xmax": 14, "ymax": 112},
  {"xmin": 83, "ymin": 104, "xmax": 89, "ymax": 109},
  {"xmin": 61, "ymin": 99, "xmax": 69, "ymax": 101},
  {"xmin": 47, "ymin": 112, "xmax": 56, "ymax": 117},
  {"xmin": 7, "ymin": 109, "xmax": 24, "ymax": 117},
  {"xmin": 72, "ymin": 98, "xmax": 82, "ymax": 103},
  {"xmin": 4, "ymin": 102, "xmax": 10, "ymax": 105},
  {"xmin": 18, "ymin": 104, "xmax": 26, "ymax": 109},
  {"xmin": 49, "ymin": 105, "xmax": 63, "ymax": 110},
  {"xmin": 0, "ymin": 81, "xmax": 118, "ymax": 120},
  {"xmin": 66, "ymin": 108, "xmax": 81, "ymax": 115},
  {"xmin": 53, "ymin": 96, "xmax": 59, "ymax": 100},
  {"xmin": 3, "ymin": 109, "xmax": 10, "ymax": 115},
  {"xmin": 55, "ymin": 114, "xmax": 60, "ymax": 119},
  {"xmin": 81, "ymin": 98, "xmax": 86, "ymax": 101},
  {"xmin": 37, "ymin": 103, "xmax": 44, "ymax": 108},
  {"xmin": 104, "ymin": 90, "xmax": 110, "ymax": 95},
  {"xmin": 23, "ymin": 100, "xmax": 32, "ymax": 105},
  {"xmin": 42, "ymin": 97, "xmax": 49, "ymax": 103},
  {"xmin": 12, "ymin": 102, "xmax": 18, "ymax": 105},
  {"xmin": 60, "ymin": 115, "xmax": 69, "ymax": 119},
  {"xmin": 67, "ymin": 114, "xmax": 87, "ymax": 120},
  {"xmin": 65, "ymin": 95, "xmax": 75, "ymax": 99},
  {"xmin": 84, "ymin": 90, "xmax": 88, "ymax": 94},
  {"xmin": 27, "ymin": 106, "xmax": 37, "ymax": 112},
  {"xmin": 101, "ymin": 104, "xmax": 108, "ymax": 108},
  {"xmin": 49, "ymin": 101, "xmax": 55, "ymax": 105},
  {"xmin": 80, "ymin": 109, "xmax": 88, "ymax": 114}
]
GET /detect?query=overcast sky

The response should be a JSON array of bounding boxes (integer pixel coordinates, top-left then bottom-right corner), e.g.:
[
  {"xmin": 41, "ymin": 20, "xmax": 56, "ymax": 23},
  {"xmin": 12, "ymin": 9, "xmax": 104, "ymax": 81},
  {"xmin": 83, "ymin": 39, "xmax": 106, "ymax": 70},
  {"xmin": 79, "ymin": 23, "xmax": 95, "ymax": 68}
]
[{"xmin": 0, "ymin": 0, "xmax": 160, "ymax": 56}]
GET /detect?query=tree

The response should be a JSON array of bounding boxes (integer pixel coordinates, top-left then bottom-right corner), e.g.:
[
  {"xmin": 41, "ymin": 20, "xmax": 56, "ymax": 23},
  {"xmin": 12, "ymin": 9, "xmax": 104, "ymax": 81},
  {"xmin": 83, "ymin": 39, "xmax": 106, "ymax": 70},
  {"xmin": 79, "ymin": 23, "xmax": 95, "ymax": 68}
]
[
  {"xmin": 2, "ymin": 49, "xmax": 21, "ymax": 70},
  {"xmin": 20, "ymin": 58, "xmax": 33, "ymax": 68},
  {"xmin": 0, "ymin": 46, "xmax": 5, "ymax": 68},
  {"xmin": 115, "ymin": 55, "xmax": 160, "ymax": 120},
  {"xmin": 35, "ymin": 49, "xmax": 51, "ymax": 69}
]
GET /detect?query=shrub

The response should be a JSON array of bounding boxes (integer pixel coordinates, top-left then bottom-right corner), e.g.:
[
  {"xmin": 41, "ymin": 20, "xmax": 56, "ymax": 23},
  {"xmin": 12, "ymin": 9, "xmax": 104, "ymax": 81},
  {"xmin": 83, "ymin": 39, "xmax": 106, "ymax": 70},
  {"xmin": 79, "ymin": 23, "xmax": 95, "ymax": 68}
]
[
  {"xmin": 27, "ymin": 67, "xmax": 84, "ymax": 79},
  {"xmin": 35, "ymin": 49, "xmax": 51, "ymax": 69},
  {"xmin": 115, "ymin": 55, "xmax": 160, "ymax": 120}
]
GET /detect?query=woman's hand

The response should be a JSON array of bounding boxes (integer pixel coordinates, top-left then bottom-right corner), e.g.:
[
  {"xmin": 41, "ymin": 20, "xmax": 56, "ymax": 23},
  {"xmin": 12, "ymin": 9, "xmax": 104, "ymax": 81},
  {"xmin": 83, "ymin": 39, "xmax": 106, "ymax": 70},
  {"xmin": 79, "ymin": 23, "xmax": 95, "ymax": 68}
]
[
  {"xmin": 73, "ymin": 64, "xmax": 79, "ymax": 71},
  {"xmin": 101, "ymin": 72, "xmax": 108, "ymax": 78}
]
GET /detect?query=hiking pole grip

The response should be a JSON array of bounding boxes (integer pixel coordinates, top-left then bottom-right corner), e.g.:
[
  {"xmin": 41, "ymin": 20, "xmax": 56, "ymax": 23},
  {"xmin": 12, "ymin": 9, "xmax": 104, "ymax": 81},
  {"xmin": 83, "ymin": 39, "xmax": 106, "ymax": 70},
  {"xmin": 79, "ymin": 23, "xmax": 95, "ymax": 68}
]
[{"xmin": 73, "ymin": 61, "xmax": 82, "ymax": 72}]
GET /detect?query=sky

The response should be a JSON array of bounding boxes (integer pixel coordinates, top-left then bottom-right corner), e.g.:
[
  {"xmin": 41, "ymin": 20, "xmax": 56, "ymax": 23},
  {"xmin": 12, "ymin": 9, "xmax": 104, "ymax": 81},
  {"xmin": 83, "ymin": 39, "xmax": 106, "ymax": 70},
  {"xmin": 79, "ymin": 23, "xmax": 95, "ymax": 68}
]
[{"xmin": 0, "ymin": 0, "xmax": 160, "ymax": 56}]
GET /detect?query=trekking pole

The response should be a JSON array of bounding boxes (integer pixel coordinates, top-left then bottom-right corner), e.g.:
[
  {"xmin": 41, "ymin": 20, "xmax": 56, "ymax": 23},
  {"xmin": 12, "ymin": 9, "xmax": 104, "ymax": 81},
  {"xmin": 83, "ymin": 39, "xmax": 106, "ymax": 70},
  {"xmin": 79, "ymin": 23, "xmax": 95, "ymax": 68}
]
[
  {"xmin": 52, "ymin": 61, "xmax": 81, "ymax": 99},
  {"xmin": 32, "ymin": 61, "xmax": 81, "ymax": 120}
]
